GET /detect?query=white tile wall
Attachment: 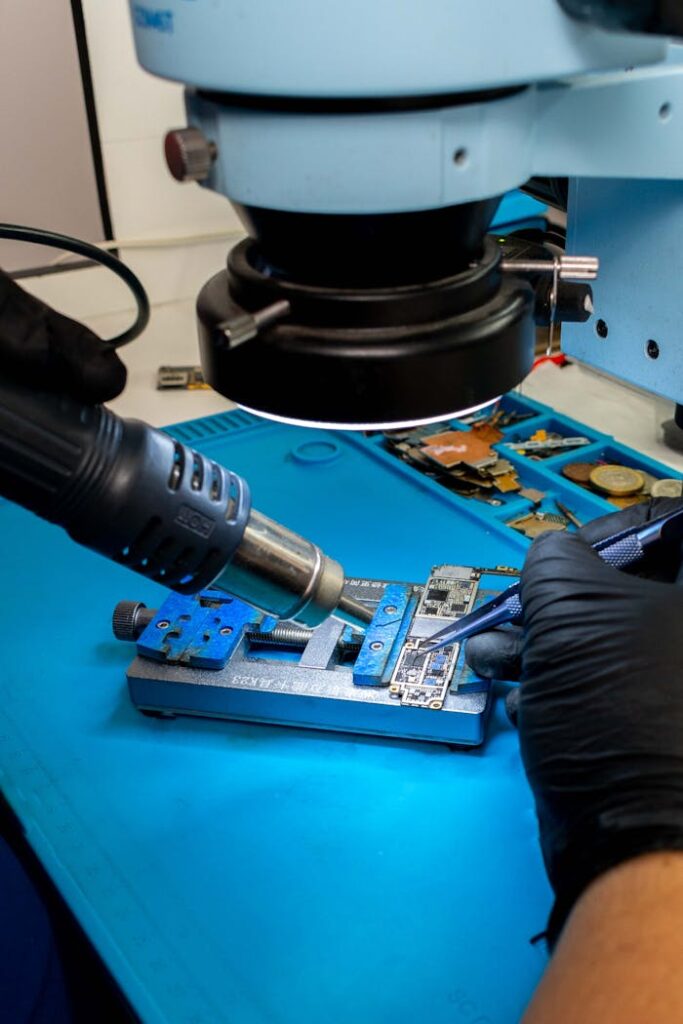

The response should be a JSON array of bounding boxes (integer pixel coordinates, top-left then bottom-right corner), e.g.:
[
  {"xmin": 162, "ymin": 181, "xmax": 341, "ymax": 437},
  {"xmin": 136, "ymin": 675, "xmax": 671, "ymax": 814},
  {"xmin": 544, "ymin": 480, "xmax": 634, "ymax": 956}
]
[
  {"xmin": 101, "ymin": 136, "xmax": 237, "ymax": 238},
  {"xmin": 78, "ymin": 0, "xmax": 185, "ymax": 144},
  {"xmin": 23, "ymin": 0, "xmax": 243, "ymax": 317},
  {"xmin": 81, "ymin": 0, "xmax": 238, "ymax": 239}
]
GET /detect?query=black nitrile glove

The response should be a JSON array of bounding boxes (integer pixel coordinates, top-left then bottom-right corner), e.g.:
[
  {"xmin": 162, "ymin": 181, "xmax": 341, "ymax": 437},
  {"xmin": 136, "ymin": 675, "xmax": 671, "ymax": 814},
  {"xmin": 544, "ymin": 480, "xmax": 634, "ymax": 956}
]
[
  {"xmin": 0, "ymin": 269, "xmax": 126, "ymax": 403},
  {"xmin": 467, "ymin": 498, "xmax": 683, "ymax": 946}
]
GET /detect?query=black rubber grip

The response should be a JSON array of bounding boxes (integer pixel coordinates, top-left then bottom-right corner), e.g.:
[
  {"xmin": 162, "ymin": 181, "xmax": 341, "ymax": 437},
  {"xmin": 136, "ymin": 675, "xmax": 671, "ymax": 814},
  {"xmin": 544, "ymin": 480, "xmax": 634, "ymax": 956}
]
[{"xmin": 0, "ymin": 379, "xmax": 251, "ymax": 592}]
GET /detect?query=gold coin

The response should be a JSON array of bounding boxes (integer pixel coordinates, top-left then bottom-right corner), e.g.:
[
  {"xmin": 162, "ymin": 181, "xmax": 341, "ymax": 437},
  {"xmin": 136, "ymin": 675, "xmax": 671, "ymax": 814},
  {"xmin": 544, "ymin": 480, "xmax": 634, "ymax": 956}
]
[
  {"xmin": 608, "ymin": 495, "xmax": 648, "ymax": 509},
  {"xmin": 589, "ymin": 464, "xmax": 645, "ymax": 497},
  {"xmin": 651, "ymin": 478, "xmax": 683, "ymax": 498}
]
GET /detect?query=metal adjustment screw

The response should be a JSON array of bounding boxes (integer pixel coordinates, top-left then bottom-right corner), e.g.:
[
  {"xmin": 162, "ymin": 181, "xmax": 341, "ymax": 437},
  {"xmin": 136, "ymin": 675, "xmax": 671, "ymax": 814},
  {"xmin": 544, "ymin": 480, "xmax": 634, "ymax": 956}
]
[
  {"xmin": 500, "ymin": 255, "xmax": 600, "ymax": 282},
  {"xmin": 164, "ymin": 127, "xmax": 217, "ymax": 183},
  {"xmin": 244, "ymin": 624, "xmax": 365, "ymax": 654},
  {"xmin": 245, "ymin": 624, "xmax": 314, "ymax": 647},
  {"xmin": 217, "ymin": 300, "xmax": 291, "ymax": 350},
  {"xmin": 112, "ymin": 601, "xmax": 157, "ymax": 641}
]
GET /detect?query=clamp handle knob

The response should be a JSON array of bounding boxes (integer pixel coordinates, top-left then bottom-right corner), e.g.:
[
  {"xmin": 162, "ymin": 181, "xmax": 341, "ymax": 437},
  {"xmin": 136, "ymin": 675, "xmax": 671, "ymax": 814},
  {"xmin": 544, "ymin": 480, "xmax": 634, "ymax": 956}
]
[
  {"xmin": 164, "ymin": 127, "xmax": 217, "ymax": 183},
  {"xmin": 112, "ymin": 601, "xmax": 156, "ymax": 642}
]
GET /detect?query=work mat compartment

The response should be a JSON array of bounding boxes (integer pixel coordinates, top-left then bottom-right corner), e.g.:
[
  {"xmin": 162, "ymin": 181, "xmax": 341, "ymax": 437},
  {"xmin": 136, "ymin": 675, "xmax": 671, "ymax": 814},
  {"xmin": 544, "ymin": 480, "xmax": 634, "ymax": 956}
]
[
  {"xmin": 496, "ymin": 414, "xmax": 605, "ymax": 461},
  {"xmin": 491, "ymin": 453, "xmax": 611, "ymax": 539},
  {"xmin": 543, "ymin": 441, "xmax": 683, "ymax": 511}
]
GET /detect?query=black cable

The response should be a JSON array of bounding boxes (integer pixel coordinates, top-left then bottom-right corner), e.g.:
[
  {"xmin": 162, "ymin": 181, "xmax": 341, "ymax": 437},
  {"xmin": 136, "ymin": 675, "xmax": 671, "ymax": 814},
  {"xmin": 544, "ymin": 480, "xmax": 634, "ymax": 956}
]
[
  {"xmin": 70, "ymin": 1, "xmax": 115, "ymax": 244},
  {"xmin": 0, "ymin": 224, "xmax": 150, "ymax": 348}
]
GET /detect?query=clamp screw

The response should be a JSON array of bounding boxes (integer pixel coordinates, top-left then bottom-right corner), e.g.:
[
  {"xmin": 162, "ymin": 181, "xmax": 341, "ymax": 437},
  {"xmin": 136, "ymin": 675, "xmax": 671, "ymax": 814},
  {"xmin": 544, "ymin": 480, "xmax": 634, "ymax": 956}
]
[
  {"xmin": 112, "ymin": 601, "xmax": 157, "ymax": 641},
  {"xmin": 217, "ymin": 299, "xmax": 291, "ymax": 349}
]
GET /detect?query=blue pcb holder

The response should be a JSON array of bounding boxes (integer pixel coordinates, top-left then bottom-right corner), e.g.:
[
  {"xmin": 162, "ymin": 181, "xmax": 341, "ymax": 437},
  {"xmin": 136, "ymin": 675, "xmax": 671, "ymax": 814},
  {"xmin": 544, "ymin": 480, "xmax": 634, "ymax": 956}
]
[{"xmin": 0, "ymin": 390, "xmax": 678, "ymax": 1024}]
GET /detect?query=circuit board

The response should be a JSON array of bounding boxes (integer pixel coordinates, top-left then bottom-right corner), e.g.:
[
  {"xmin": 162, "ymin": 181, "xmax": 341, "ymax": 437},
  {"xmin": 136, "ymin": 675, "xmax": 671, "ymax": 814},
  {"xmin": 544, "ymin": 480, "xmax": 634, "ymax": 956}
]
[
  {"xmin": 389, "ymin": 639, "xmax": 459, "ymax": 709},
  {"xmin": 388, "ymin": 565, "xmax": 479, "ymax": 709},
  {"xmin": 121, "ymin": 565, "xmax": 515, "ymax": 746},
  {"xmin": 416, "ymin": 566, "xmax": 479, "ymax": 619}
]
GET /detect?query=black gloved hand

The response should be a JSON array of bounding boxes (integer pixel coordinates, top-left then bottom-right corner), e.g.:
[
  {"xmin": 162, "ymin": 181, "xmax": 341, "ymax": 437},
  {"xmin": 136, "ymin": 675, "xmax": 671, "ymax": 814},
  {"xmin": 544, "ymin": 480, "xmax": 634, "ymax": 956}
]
[
  {"xmin": 466, "ymin": 498, "xmax": 683, "ymax": 945},
  {"xmin": 0, "ymin": 268, "xmax": 126, "ymax": 403}
]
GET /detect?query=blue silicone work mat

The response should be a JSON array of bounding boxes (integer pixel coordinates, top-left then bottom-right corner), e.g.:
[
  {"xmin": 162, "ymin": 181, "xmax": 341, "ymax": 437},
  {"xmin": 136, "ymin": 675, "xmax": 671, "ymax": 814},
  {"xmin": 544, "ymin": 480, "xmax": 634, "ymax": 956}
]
[{"xmin": 0, "ymin": 391, "xmax": 678, "ymax": 1023}]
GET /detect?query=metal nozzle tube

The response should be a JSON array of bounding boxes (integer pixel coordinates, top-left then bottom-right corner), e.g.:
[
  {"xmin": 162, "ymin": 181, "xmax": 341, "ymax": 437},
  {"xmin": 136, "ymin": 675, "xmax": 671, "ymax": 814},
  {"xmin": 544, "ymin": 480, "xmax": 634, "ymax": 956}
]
[
  {"xmin": 0, "ymin": 378, "xmax": 367, "ymax": 630},
  {"xmin": 212, "ymin": 510, "xmax": 371, "ymax": 629},
  {"xmin": 336, "ymin": 593, "xmax": 374, "ymax": 625}
]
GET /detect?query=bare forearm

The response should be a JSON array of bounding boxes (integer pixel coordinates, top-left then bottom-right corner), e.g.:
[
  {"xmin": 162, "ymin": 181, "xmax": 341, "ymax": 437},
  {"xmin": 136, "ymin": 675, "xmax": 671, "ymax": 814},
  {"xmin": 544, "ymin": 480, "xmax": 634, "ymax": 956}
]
[{"xmin": 523, "ymin": 853, "xmax": 683, "ymax": 1024}]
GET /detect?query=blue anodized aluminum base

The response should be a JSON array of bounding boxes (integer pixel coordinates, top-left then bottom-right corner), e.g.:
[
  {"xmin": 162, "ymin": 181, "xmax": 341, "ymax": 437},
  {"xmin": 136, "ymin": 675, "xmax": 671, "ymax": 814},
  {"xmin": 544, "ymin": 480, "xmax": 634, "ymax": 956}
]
[{"xmin": 122, "ymin": 570, "xmax": 498, "ymax": 746}]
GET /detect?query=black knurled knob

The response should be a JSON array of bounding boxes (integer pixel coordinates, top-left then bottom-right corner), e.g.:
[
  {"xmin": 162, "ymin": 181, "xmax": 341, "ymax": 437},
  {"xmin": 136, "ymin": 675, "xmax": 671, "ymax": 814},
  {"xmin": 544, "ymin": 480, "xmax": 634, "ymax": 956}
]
[
  {"xmin": 112, "ymin": 601, "xmax": 156, "ymax": 641},
  {"xmin": 164, "ymin": 127, "xmax": 217, "ymax": 183}
]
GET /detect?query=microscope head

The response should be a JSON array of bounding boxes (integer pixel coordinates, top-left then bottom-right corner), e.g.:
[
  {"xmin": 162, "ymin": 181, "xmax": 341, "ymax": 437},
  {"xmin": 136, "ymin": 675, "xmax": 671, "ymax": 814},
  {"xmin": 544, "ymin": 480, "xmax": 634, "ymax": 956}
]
[{"xmin": 131, "ymin": 0, "xmax": 668, "ymax": 426}]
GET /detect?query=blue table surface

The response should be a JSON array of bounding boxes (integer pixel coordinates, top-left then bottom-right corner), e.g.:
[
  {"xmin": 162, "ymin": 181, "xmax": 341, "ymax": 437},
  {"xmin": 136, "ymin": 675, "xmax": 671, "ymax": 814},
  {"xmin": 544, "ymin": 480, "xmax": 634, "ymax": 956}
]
[{"xmin": 5, "ymin": 393, "xmax": 667, "ymax": 1024}]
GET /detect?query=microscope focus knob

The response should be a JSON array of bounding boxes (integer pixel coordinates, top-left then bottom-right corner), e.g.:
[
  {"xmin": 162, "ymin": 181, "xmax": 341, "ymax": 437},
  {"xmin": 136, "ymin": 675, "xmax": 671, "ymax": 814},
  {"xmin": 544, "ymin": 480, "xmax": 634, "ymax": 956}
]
[
  {"xmin": 112, "ymin": 601, "xmax": 157, "ymax": 642},
  {"xmin": 164, "ymin": 127, "xmax": 217, "ymax": 183}
]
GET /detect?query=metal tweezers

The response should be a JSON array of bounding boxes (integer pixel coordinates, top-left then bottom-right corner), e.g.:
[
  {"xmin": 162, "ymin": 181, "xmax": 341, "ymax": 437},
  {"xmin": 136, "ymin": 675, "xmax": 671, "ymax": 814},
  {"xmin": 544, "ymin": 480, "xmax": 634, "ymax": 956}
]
[{"xmin": 420, "ymin": 503, "xmax": 683, "ymax": 654}]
